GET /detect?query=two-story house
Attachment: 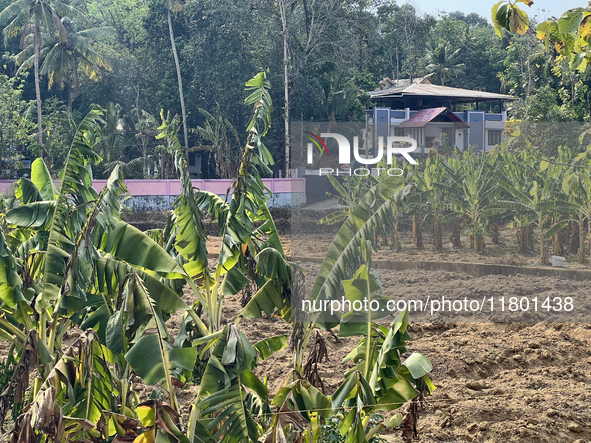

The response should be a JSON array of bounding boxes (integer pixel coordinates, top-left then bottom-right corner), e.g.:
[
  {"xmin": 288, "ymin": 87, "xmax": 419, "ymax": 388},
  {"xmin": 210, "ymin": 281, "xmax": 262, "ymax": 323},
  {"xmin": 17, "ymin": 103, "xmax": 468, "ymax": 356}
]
[{"xmin": 366, "ymin": 77, "xmax": 515, "ymax": 153}]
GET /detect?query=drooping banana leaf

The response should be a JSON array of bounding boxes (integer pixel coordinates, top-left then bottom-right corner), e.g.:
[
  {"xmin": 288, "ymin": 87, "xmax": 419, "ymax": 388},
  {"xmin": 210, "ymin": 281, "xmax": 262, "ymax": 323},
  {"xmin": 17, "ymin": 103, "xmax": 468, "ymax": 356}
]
[
  {"xmin": 5, "ymin": 201, "xmax": 56, "ymax": 229},
  {"xmin": 39, "ymin": 108, "xmax": 106, "ymax": 313},
  {"xmin": 10, "ymin": 330, "xmax": 116, "ymax": 440},
  {"xmin": 0, "ymin": 228, "xmax": 23, "ymax": 308},
  {"xmin": 14, "ymin": 178, "xmax": 42, "ymax": 204},
  {"xmin": 123, "ymin": 274, "xmax": 196, "ymax": 412},
  {"xmin": 96, "ymin": 219, "xmax": 186, "ymax": 279},
  {"xmin": 197, "ymin": 325, "xmax": 263, "ymax": 442},
  {"xmin": 309, "ymin": 177, "xmax": 410, "ymax": 329},
  {"xmin": 156, "ymin": 72, "xmax": 289, "ymax": 336},
  {"xmin": 156, "ymin": 112, "xmax": 208, "ymax": 282},
  {"xmin": 253, "ymin": 335, "xmax": 288, "ymax": 360}
]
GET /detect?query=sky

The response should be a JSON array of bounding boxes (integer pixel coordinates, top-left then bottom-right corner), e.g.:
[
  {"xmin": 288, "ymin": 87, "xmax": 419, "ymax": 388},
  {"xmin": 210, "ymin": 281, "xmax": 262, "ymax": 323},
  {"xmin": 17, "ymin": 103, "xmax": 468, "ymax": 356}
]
[{"xmin": 405, "ymin": 0, "xmax": 588, "ymax": 22}]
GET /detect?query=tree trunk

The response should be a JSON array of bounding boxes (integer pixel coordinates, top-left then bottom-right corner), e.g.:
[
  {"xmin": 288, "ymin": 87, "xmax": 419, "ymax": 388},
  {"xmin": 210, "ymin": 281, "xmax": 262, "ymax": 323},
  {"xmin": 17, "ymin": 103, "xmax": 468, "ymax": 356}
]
[
  {"xmin": 167, "ymin": 8, "xmax": 189, "ymax": 150},
  {"xmin": 433, "ymin": 219, "xmax": 442, "ymax": 252},
  {"xmin": 68, "ymin": 58, "xmax": 76, "ymax": 113},
  {"xmin": 516, "ymin": 226, "xmax": 524, "ymax": 253},
  {"xmin": 279, "ymin": 0, "xmax": 290, "ymax": 177},
  {"xmin": 136, "ymin": 86, "xmax": 147, "ymax": 179},
  {"xmin": 579, "ymin": 217, "xmax": 586, "ymax": 264},
  {"xmin": 453, "ymin": 221, "xmax": 462, "ymax": 247},
  {"xmin": 538, "ymin": 214, "xmax": 547, "ymax": 264},
  {"xmin": 570, "ymin": 221, "xmax": 579, "ymax": 254},
  {"xmin": 526, "ymin": 224, "xmax": 534, "ymax": 252},
  {"xmin": 474, "ymin": 233, "xmax": 484, "ymax": 253},
  {"xmin": 67, "ymin": 80, "xmax": 72, "ymax": 113},
  {"xmin": 413, "ymin": 212, "xmax": 423, "ymax": 248},
  {"xmin": 552, "ymin": 231, "xmax": 561, "ymax": 256},
  {"xmin": 391, "ymin": 223, "xmax": 401, "ymax": 252},
  {"xmin": 491, "ymin": 223, "xmax": 500, "ymax": 245},
  {"xmin": 588, "ymin": 215, "xmax": 591, "ymax": 260},
  {"xmin": 519, "ymin": 224, "xmax": 534, "ymax": 253},
  {"xmin": 34, "ymin": 23, "xmax": 43, "ymax": 156}
]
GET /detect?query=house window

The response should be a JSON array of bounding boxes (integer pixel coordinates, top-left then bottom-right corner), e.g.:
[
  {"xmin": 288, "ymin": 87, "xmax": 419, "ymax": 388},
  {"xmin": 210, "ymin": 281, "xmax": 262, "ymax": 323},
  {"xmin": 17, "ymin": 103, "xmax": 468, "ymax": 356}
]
[
  {"xmin": 488, "ymin": 130, "xmax": 502, "ymax": 146},
  {"xmin": 189, "ymin": 152, "xmax": 196, "ymax": 166}
]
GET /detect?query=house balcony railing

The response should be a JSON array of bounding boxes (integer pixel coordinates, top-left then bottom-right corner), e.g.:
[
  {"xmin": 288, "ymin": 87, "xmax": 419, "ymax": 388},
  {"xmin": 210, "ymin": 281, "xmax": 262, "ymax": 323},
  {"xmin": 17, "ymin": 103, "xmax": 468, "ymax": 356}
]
[{"xmin": 364, "ymin": 108, "xmax": 507, "ymax": 123}]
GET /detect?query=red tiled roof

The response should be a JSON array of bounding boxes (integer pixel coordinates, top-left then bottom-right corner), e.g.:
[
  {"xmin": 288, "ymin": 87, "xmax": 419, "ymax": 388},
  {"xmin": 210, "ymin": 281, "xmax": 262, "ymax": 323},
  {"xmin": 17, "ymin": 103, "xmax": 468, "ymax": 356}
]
[{"xmin": 400, "ymin": 107, "xmax": 470, "ymax": 128}]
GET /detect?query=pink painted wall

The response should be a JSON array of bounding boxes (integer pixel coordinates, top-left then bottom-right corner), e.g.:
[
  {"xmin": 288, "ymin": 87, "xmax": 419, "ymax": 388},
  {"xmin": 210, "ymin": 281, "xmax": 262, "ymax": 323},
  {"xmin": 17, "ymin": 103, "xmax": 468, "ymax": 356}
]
[{"xmin": 0, "ymin": 178, "xmax": 305, "ymax": 196}]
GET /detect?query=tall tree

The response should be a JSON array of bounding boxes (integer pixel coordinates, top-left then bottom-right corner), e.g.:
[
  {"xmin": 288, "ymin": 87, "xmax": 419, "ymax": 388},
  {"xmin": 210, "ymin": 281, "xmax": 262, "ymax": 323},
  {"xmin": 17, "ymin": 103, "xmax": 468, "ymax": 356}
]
[
  {"xmin": 16, "ymin": 17, "xmax": 114, "ymax": 112},
  {"xmin": 0, "ymin": 0, "xmax": 87, "ymax": 154},
  {"xmin": 165, "ymin": 0, "xmax": 188, "ymax": 150},
  {"xmin": 278, "ymin": 0, "xmax": 291, "ymax": 175},
  {"xmin": 424, "ymin": 40, "xmax": 465, "ymax": 86}
]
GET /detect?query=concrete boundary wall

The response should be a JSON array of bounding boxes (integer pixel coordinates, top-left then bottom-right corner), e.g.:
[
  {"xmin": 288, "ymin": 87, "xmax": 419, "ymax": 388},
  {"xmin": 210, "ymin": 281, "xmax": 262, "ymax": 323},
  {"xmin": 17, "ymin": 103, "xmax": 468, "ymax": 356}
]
[{"xmin": 0, "ymin": 178, "xmax": 307, "ymax": 210}]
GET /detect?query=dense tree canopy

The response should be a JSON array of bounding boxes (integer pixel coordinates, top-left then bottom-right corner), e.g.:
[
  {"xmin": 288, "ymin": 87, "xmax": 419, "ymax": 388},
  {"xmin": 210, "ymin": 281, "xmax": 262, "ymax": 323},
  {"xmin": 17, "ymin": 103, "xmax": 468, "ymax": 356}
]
[{"xmin": 0, "ymin": 0, "xmax": 589, "ymax": 178}]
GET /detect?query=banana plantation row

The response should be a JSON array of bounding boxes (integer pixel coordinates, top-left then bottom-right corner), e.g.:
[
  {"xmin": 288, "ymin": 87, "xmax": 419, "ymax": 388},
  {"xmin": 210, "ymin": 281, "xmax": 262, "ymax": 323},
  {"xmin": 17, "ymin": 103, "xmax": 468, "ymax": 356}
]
[{"xmin": 324, "ymin": 133, "xmax": 591, "ymax": 266}]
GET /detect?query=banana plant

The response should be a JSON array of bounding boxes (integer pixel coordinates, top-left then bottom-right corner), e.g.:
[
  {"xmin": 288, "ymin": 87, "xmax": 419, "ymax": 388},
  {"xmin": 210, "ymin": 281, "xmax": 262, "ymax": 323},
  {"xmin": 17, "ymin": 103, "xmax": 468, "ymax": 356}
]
[
  {"xmin": 332, "ymin": 306, "xmax": 434, "ymax": 443},
  {"xmin": 196, "ymin": 324, "xmax": 268, "ymax": 442},
  {"xmin": 317, "ymin": 174, "xmax": 377, "ymax": 226},
  {"xmin": 287, "ymin": 176, "xmax": 411, "ymax": 381},
  {"xmin": 266, "ymin": 373, "xmax": 331, "ymax": 443},
  {"xmin": 495, "ymin": 174, "xmax": 577, "ymax": 264},
  {"xmin": 435, "ymin": 149, "xmax": 502, "ymax": 253},
  {"xmin": 499, "ymin": 150, "xmax": 538, "ymax": 253},
  {"xmin": 240, "ymin": 174, "xmax": 427, "ymax": 442},
  {"xmin": 542, "ymin": 146, "xmax": 578, "ymax": 257},
  {"xmin": 157, "ymin": 71, "xmax": 291, "ymax": 338},
  {"xmin": 560, "ymin": 151, "xmax": 591, "ymax": 263},
  {"xmin": 0, "ymin": 108, "xmax": 202, "ymax": 440},
  {"xmin": 408, "ymin": 153, "xmax": 447, "ymax": 252},
  {"xmin": 328, "ymin": 248, "xmax": 433, "ymax": 442},
  {"xmin": 151, "ymin": 72, "xmax": 294, "ymax": 442}
]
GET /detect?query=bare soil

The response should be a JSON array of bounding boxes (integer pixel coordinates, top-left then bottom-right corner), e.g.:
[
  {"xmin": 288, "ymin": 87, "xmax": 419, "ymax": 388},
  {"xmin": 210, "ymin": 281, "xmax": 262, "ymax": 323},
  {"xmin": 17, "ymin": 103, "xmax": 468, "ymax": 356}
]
[
  {"xmin": 235, "ymin": 263, "xmax": 591, "ymax": 443},
  {"xmin": 137, "ymin": 254, "xmax": 591, "ymax": 443},
  {"xmin": 166, "ymin": 221, "xmax": 591, "ymax": 442}
]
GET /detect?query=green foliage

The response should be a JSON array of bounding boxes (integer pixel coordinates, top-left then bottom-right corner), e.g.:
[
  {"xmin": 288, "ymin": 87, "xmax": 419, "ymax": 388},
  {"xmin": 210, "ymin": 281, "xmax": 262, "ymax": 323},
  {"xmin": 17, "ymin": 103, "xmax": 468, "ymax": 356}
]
[
  {"xmin": 40, "ymin": 98, "xmax": 78, "ymax": 170},
  {"xmin": 194, "ymin": 104, "xmax": 241, "ymax": 179},
  {"xmin": 0, "ymin": 68, "xmax": 438, "ymax": 443},
  {"xmin": 2, "ymin": 0, "xmax": 591, "ymax": 178},
  {"xmin": 309, "ymin": 177, "xmax": 410, "ymax": 329},
  {"xmin": 321, "ymin": 414, "xmax": 387, "ymax": 443},
  {"xmin": 317, "ymin": 174, "xmax": 377, "ymax": 226},
  {"xmin": 0, "ymin": 354, "xmax": 16, "ymax": 410},
  {"xmin": 424, "ymin": 40, "xmax": 465, "ymax": 86},
  {"xmin": 0, "ymin": 104, "xmax": 200, "ymax": 441},
  {"xmin": 0, "ymin": 74, "xmax": 33, "ymax": 178},
  {"xmin": 86, "ymin": 0, "xmax": 149, "ymax": 47}
]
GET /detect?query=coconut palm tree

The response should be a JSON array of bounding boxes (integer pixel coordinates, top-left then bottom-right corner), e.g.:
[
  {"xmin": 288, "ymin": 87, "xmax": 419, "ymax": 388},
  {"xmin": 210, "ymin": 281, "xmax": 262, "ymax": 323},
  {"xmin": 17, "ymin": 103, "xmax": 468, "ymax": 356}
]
[
  {"xmin": 424, "ymin": 40, "xmax": 465, "ymax": 86},
  {"xmin": 15, "ymin": 16, "xmax": 114, "ymax": 112},
  {"xmin": 0, "ymin": 0, "xmax": 88, "ymax": 154}
]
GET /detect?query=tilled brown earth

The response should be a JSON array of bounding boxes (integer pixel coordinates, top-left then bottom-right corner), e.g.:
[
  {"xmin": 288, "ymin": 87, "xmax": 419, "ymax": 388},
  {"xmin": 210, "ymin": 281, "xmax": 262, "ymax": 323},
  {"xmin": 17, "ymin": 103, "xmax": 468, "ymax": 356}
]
[{"xmin": 224, "ymin": 263, "xmax": 591, "ymax": 443}]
